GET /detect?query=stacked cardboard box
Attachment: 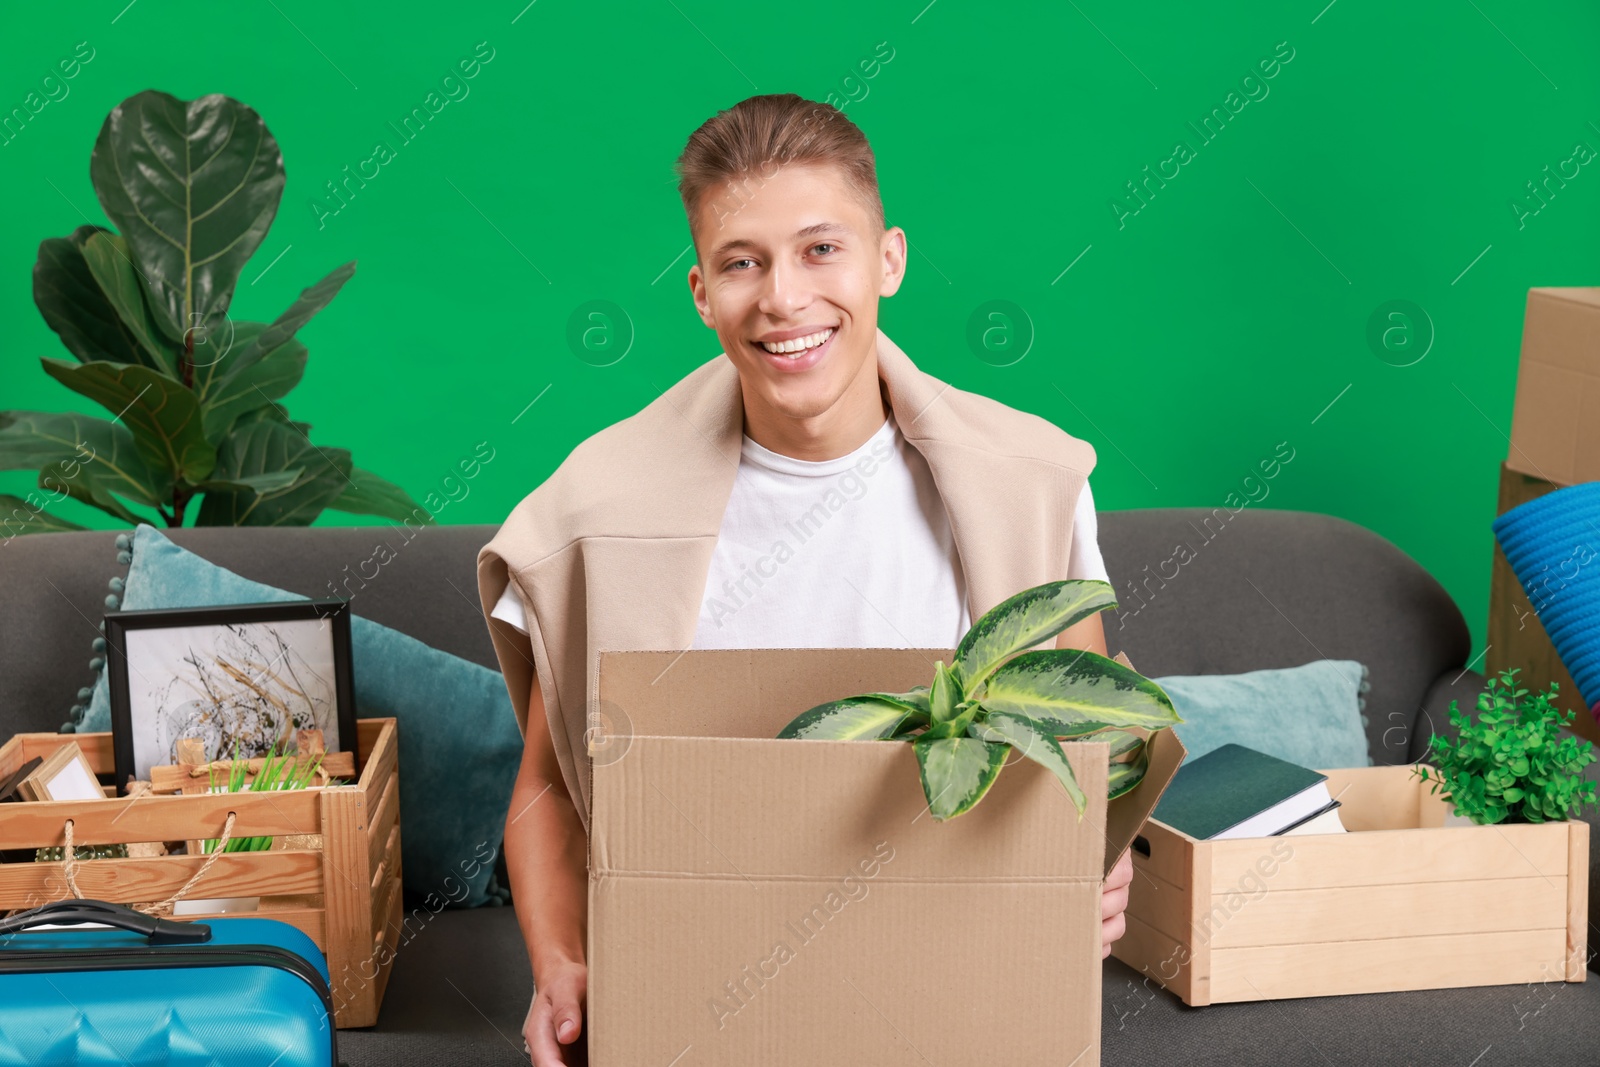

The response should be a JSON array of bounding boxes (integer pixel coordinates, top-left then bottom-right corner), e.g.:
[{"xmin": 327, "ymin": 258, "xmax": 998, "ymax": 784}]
[{"xmin": 1489, "ymin": 288, "xmax": 1600, "ymax": 748}]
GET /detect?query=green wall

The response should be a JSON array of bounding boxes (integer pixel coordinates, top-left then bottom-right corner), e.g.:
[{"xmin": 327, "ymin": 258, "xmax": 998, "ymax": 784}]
[{"xmin": 4, "ymin": 1, "xmax": 1598, "ymax": 665}]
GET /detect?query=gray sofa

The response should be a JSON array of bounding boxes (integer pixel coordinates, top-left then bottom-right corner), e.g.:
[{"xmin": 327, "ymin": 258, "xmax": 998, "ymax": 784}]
[{"xmin": 3, "ymin": 508, "xmax": 1599, "ymax": 1065}]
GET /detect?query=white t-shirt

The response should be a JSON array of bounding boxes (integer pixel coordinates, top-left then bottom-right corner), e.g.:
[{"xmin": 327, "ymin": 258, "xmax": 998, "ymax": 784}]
[{"xmin": 490, "ymin": 413, "xmax": 1108, "ymax": 647}]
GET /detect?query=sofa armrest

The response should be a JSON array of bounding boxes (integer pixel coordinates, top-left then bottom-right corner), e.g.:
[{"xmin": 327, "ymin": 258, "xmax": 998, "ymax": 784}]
[{"xmin": 1404, "ymin": 667, "xmax": 1484, "ymax": 764}]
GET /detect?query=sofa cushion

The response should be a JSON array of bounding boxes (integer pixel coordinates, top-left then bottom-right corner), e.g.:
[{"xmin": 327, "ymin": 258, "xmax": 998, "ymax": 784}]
[
  {"xmin": 76, "ymin": 524, "xmax": 520, "ymax": 909},
  {"xmin": 1154, "ymin": 659, "xmax": 1374, "ymax": 769}
]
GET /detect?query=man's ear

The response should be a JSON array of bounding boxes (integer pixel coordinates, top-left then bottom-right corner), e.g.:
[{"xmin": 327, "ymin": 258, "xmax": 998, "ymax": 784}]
[
  {"xmin": 686, "ymin": 258, "xmax": 716, "ymax": 329},
  {"xmin": 878, "ymin": 226, "xmax": 908, "ymax": 298}
]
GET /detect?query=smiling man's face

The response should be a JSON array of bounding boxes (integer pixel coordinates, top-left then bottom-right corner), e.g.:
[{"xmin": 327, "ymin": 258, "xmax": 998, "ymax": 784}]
[{"xmin": 687, "ymin": 162, "xmax": 907, "ymax": 459}]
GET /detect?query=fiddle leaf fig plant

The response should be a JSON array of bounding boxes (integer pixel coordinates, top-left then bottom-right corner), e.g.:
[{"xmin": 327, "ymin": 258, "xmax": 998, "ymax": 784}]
[
  {"xmin": 1413, "ymin": 669, "xmax": 1599, "ymax": 825},
  {"xmin": 2, "ymin": 89, "xmax": 428, "ymax": 535},
  {"xmin": 777, "ymin": 579, "xmax": 1182, "ymax": 821}
]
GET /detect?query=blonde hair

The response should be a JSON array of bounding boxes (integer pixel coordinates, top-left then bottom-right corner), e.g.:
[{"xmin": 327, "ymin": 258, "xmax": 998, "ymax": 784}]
[{"xmin": 674, "ymin": 93, "xmax": 886, "ymax": 254}]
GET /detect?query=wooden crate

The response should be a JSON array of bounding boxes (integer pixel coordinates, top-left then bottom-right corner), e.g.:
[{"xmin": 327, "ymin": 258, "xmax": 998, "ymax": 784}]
[
  {"xmin": 0, "ymin": 717, "xmax": 403, "ymax": 1028},
  {"xmin": 1111, "ymin": 763, "xmax": 1589, "ymax": 1005}
]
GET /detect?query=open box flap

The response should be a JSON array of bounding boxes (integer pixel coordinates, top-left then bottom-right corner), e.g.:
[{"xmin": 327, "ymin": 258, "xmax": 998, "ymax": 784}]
[{"xmin": 1101, "ymin": 651, "xmax": 1188, "ymax": 878}]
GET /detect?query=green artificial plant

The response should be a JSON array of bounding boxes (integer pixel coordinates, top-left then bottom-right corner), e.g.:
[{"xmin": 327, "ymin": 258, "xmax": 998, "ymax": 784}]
[
  {"xmin": 203, "ymin": 737, "xmax": 338, "ymax": 854},
  {"xmin": 776, "ymin": 579, "xmax": 1182, "ymax": 821},
  {"xmin": 1414, "ymin": 668, "xmax": 1599, "ymax": 825},
  {"xmin": 2, "ymin": 89, "xmax": 429, "ymax": 534}
]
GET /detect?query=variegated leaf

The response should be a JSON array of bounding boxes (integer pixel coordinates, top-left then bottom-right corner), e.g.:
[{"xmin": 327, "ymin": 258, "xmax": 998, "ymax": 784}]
[
  {"xmin": 970, "ymin": 711, "xmax": 1087, "ymax": 819},
  {"xmin": 979, "ymin": 649, "xmax": 1179, "ymax": 732},
  {"xmin": 1108, "ymin": 748, "xmax": 1151, "ymax": 800},
  {"xmin": 778, "ymin": 694, "xmax": 929, "ymax": 740},
  {"xmin": 953, "ymin": 579, "xmax": 1118, "ymax": 691},
  {"xmin": 913, "ymin": 735, "xmax": 1008, "ymax": 820}
]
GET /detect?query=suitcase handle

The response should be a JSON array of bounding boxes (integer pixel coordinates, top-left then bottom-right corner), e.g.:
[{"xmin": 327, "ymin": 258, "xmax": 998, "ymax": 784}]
[{"xmin": 0, "ymin": 898, "xmax": 212, "ymax": 945}]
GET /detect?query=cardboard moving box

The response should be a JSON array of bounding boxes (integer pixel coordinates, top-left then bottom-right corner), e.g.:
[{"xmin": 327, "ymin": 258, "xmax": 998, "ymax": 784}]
[
  {"xmin": 1488, "ymin": 287, "xmax": 1600, "ymax": 745},
  {"xmin": 588, "ymin": 647, "xmax": 1184, "ymax": 1067}
]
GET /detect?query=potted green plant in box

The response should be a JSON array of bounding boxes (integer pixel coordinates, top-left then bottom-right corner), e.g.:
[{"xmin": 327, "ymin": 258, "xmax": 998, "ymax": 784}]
[
  {"xmin": 777, "ymin": 579, "xmax": 1182, "ymax": 820},
  {"xmin": 1414, "ymin": 668, "xmax": 1599, "ymax": 826}
]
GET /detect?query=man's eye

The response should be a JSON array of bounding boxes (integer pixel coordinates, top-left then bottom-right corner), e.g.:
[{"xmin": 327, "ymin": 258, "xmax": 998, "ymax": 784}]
[
  {"xmin": 727, "ymin": 258, "xmax": 754, "ymax": 271},
  {"xmin": 812, "ymin": 243, "xmax": 837, "ymax": 255}
]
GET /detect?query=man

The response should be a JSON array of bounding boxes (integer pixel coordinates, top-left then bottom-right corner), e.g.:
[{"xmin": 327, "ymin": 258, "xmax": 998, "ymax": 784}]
[{"xmin": 479, "ymin": 93, "xmax": 1133, "ymax": 1066}]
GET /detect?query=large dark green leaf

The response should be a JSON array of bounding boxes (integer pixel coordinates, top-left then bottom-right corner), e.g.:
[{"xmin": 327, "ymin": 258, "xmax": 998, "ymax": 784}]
[
  {"xmin": 196, "ymin": 413, "xmax": 350, "ymax": 526},
  {"xmin": 79, "ymin": 231, "xmax": 181, "ymax": 377},
  {"xmin": 191, "ymin": 321, "xmax": 309, "ymax": 442},
  {"xmin": 969, "ymin": 711, "xmax": 1087, "ymax": 819},
  {"xmin": 953, "ymin": 579, "xmax": 1118, "ymax": 692},
  {"xmin": 33, "ymin": 224, "xmax": 143, "ymax": 365},
  {"xmin": 0, "ymin": 493, "xmax": 88, "ymax": 536},
  {"xmin": 38, "ymin": 359, "xmax": 214, "ymax": 484},
  {"xmin": 978, "ymin": 649, "xmax": 1180, "ymax": 733},
  {"xmin": 325, "ymin": 466, "xmax": 429, "ymax": 524},
  {"xmin": 0, "ymin": 410, "xmax": 171, "ymax": 511},
  {"xmin": 912, "ymin": 735, "xmax": 1008, "ymax": 821},
  {"xmin": 217, "ymin": 262, "xmax": 355, "ymax": 393},
  {"xmin": 777, "ymin": 693, "xmax": 930, "ymax": 740},
  {"xmin": 90, "ymin": 90, "xmax": 285, "ymax": 344}
]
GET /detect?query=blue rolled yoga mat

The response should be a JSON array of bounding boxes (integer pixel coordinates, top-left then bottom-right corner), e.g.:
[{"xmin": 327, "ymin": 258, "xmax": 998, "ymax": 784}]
[{"xmin": 1492, "ymin": 481, "xmax": 1600, "ymax": 720}]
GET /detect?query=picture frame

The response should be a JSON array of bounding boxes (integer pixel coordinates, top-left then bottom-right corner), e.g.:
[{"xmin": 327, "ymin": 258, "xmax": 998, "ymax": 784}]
[
  {"xmin": 104, "ymin": 600, "xmax": 358, "ymax": 796},
  {"xmin": 19, "ymin": 744, "xmax": 105, "ymax": 802}
]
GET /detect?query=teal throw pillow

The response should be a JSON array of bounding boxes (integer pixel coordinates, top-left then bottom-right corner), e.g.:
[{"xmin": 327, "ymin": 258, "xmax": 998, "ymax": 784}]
[
  {"xmin": 77, "ymin": 523, "xmax": 520, "ymax": 908},
  {"xmin": 1153, "ymin": 659, "xmax": 1373, "ymax": 770}
]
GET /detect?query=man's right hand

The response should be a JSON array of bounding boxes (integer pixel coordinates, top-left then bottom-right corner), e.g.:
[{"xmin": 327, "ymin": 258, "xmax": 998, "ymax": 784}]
[{"xmin": 523, "ymin": 958, "xmax": 587, "ymax": 1065}]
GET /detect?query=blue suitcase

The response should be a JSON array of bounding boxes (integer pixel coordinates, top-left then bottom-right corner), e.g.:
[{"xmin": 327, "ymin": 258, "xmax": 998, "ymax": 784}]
[{"xmin": 0, "ymin": 897, "xmax": 343, "ymax": 1066}]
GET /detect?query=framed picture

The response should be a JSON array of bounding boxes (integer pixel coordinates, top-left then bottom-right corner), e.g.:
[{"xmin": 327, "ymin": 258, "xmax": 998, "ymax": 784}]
[
  {"xmin": 105, "ymin": 600, "xmax": 358, "ymax": 795},
  {"xmin": 19, "ymin": 744, "xmax": 105, "ymax": 802}
]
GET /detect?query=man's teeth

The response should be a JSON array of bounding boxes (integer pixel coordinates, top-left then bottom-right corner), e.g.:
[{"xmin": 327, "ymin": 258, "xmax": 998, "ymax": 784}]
[{"xmin": 758, "ymin": 327, "xmax": 835, "ymax": 355}]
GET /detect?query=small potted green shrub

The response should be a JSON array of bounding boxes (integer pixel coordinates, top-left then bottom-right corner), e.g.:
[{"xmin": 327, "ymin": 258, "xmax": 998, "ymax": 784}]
[
  {"xmin": 1414, "ymin": 669, "xmax": 1599, "ymax": 826},
  {"xmin": 776, "ymin": 579, "xmax": 1182, "ymax": 821}
]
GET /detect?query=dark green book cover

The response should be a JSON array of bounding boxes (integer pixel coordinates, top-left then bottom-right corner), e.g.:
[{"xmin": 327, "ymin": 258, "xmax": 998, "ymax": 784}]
[{"xmin": 1152, "ymin": 743, "xmax": 1328, "ymax": 840}]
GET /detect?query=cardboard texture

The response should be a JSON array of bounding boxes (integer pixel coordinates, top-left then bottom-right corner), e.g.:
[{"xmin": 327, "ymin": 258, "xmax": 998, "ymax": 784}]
[
  {"xmin": 588, "ymin": 646, "xmax": 1184, "ymax": 1066},
  {"xmin": 1506, "ymin": 287, "xmax": 1600, "ymax": 484},
  {"xmin": 1488, "ymin": 287, "xmax": 1600, "ymax": 743}
]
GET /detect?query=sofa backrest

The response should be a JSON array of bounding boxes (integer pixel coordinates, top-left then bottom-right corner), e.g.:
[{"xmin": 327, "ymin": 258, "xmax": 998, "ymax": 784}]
[
  {"xmin": 0, "ymin": 508, "xmax": 1470, "ymax": 765},
  {"xmin": 1097, "ymin": 507, "xmax": 1470, "ymax": 765}
]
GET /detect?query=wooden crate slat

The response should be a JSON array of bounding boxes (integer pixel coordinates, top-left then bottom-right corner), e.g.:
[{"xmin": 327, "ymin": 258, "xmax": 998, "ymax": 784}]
[
  {"xmin": 1568, "ymin": 821, "xmax": 1591, "ymax": 980},
  {"xmin": 369, "ymin": 869, "xmax": 399, "ymax": 952},
  {"xmin": 1210, "ymin": 929, "xmax": 1570, "ymax": 1002},
  {"xmin": 17, "ymin": 733, "xmax": 114, "ymax": 775},
  {"xmin": 150, "ymin": 750, "xmax": 356, "ymax": 794},
  {"xmin": 1207, "ymin": 876, "xmax": 1567, "ymax": 948},
  {"xmin": 357, "ymin": 719, "xmax": 397, "ymax": 793},
  {"xmin": 1129, "ymin": 819, "xmax": 1191, "ymax": 891},
  {"xmin": 370, "ymin": 871, "xmax": 405, "ymax": 1013},
  {"xmin": 1112, "ymin": 912, "xmax": 1207, "ymax": 1006},
  {"xmin": 322, "ymin": 775, "xmax": 376, "ymax": 1028},
  {"xmin": 0, "ymin": 790, "xmax": 320, "ymax": 848},
  {"xmin": 1124, "ymin": 864, "xmax": 1194, "ymax": 946},
  {"xmin": 366, "ymin": 770, "xmax": 400, "ymax": 875},
  {"xmin": 1318, "ymin": 765, "xmax": 1423, "ymax": 831},
  {"xmin": 0, "ymin": 735, "xmax": 22, "ymax": 781},
  {"xmin": 1207, "ymin": 824, "xmax": 1568, "ymax": 891},
  {"xmin": 0, "ymin": 849, "xmax": 324, "ymax": 907}
]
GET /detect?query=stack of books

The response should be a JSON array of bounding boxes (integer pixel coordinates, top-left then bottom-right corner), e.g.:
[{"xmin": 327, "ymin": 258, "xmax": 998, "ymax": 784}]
[{"xmin": 1152, "ymin": 743, "xmax": 1348, "ymax": 840}]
